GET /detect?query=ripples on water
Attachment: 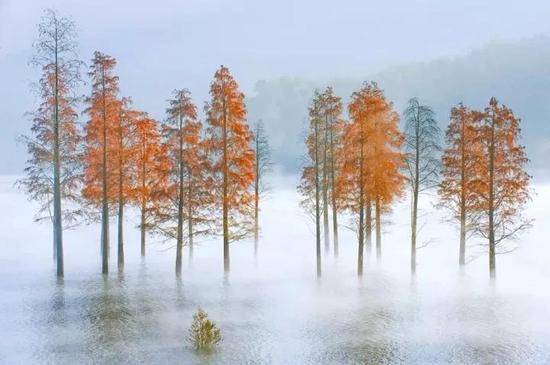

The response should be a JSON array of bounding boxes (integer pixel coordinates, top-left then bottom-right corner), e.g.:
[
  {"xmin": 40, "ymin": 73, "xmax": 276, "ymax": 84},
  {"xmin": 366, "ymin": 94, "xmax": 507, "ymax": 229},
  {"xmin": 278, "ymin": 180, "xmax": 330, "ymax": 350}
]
[{"xmin": 1, "ymin": 177, "xmax": 550, "ymax": 364}]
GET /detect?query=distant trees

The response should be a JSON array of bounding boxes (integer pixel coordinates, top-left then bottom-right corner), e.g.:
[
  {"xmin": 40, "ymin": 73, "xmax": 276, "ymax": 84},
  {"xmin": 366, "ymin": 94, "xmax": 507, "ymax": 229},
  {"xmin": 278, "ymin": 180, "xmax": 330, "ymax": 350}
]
[
  {"xmin": 205, "ymin": 66, "xmax": 255, "ymax": 273},
  {"xmin": 252, "ymin": 120, "xmax": 272, "ymax": 256},
  {"xmin": 20, "ymin": 9, "xmax": 83, "ymax": 277},
  {"xmin": 403, "ymin": 98, "xmax": 441, "ymax": 274}
]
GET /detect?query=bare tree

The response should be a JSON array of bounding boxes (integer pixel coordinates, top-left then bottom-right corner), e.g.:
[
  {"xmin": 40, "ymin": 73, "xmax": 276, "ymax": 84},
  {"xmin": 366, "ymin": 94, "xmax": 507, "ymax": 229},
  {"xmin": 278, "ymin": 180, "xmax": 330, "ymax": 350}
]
[
  {"xmin": 21, "ymin": 9, "xmax": 82, "ymax": 277},
  {"xmin": 403, "ymin": 98, "xmax": 441, "ymax": 274},
  {"xmin": 253, "ymin": 120, "xmax": 272, "ymax": 256}
]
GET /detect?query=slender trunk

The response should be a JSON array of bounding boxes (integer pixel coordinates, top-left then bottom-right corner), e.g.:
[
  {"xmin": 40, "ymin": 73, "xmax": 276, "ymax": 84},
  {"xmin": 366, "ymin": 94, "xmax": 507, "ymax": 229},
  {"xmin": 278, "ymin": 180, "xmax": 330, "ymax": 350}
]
[
  {"xmin": 322, "ymin": 115, "xmax": 329, "ymax": 253},
  {"xmin": 411, "ymin": 115, "xmax": 420, "ymax": 275},
  {"xmin": 140, "ymin": 154, "xmax": 146, "ymax": 257},
  {"xmin": 140, "ymin": 199, "xmax": 146, "ymax": 257},
  {"xmin": 117, "ymin": 114, "xmax": 124, "ymax": 270},
  {"xmin": 100, "ymin": 67, "xmax": 109, "ymax": 275},
  {"xmin": 314, "ymin": 116, "xmax": 321, "ymax": 277},
  {"xmin": 176, "ymin": 114, "xmax": 184, "ymax": 275},
  {"xmin": 254, "ymin": 127, "xmax": 260, "ymax": 256},
  {"xmin": 188, "ymin": 168, "xmax": 194, "ymax": 260},
  {"xmin": 365, "ymin": 198, "xmax": 372, "ymax": 258},
  {"xmin": 459, "ymin": 117, "xmax": 466, "ymax": 266},
  {"xmin": 52, "ymin": 28, "xmax": 63, "ymax": 276},
  {"xmin": 357, "ymin": 122, "xmax": 365, "ymax": 276},
  {"xmin": 329, "ymin": 114, "xmax": 338, "ymax": 257},
  {"xmin": 222, "ymin": 95, "xmax": 230, "ymax": 272},
  {"xmin": 488, "ymin": 111, "xmax": 496, "ymax": 279},
  {"xmin": 376, "ymin": 196, "xmax": 381, "ymax": 261}
]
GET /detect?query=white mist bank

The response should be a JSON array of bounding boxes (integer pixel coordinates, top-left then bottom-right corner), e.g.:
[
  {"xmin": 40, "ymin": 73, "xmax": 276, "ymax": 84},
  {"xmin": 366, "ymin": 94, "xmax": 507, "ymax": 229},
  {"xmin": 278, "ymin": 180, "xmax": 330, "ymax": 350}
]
[{"xmin": 1, "ymin": 173, "xmax": 550, "ymax": 364}]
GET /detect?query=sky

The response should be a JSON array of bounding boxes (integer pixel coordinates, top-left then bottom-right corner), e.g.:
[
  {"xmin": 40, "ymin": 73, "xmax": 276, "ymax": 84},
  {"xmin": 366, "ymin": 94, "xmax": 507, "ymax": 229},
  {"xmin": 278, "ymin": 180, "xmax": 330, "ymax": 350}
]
[{"xmin": 2, "ymin": 0, "xmax": 550, "ymax": 173}]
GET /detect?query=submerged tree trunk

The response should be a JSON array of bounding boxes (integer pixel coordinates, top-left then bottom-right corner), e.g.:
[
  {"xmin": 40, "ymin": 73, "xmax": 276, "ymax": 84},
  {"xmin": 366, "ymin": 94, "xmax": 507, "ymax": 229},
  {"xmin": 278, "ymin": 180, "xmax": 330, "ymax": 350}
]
[
  {"xmin": 315, "ymin": 116, "xmax": 321, "ymax": 277},
  {"xmin": 322, "ymin": 116, "xmax": 329, "ymax": 253},
  {"xmin": 188, "ymin": 172, "xmax": 194, "ymax": 260},
  {"xmin": 52, "ymin": 35, "xmax": 64, "ymax": 277},
  {"xmin": 329, "ymin": 116, "xmax": 338, "ymax": 257},
  {"xmin": 176, "ymin": 114, "xmax": 184, "ymax": 275},
  {"xmin": 488, "ymin": 111, "xmax": 496, "ymax": 279},
  {"xmin": 459, "ymin": 118, "xmax": 467, "ymax": 267},
  {"xmin": 357, "ymin": 129, "xmax": 365, "ymax": 276},
  {"xmin": 254, "ymin": 133, "xmax": 260, "ymax": 256},
  {"xmin": 375, "ymin": 196, "xmax": 381, "ymax": 262},
  {"xmin": 222, "ymin": 96, "xmax": 230, "ymax": 273},
  {"xmin": 100, "ymin": 71, "xmax": 109, "ymax": 275}
]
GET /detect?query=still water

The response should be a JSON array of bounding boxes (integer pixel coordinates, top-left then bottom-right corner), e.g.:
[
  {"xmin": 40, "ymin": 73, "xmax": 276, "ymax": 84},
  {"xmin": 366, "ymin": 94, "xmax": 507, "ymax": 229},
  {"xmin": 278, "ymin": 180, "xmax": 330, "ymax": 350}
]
[{"xmin": 1, "ymin": 175, "xmax": 550, "ymax": 364}]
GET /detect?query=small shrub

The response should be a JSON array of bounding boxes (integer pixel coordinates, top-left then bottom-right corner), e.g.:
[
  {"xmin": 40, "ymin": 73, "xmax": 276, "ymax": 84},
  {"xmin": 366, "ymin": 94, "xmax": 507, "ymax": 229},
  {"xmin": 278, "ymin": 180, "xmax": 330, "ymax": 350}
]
[{"xmin": 189, "ymin": 308, "xmax": 222, "ymax": 352}]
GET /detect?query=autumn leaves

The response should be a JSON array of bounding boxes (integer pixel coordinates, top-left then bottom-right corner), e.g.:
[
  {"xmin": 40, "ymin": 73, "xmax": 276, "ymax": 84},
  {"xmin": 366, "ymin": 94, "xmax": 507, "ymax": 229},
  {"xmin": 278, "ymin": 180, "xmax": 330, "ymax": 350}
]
[
  {"xmin": 81, "ymin": 59, "xmax": 257, "ymax": 275},
  {"xmin": 300, "ymin": 85, "xmax": 531, "ymax": 278}
]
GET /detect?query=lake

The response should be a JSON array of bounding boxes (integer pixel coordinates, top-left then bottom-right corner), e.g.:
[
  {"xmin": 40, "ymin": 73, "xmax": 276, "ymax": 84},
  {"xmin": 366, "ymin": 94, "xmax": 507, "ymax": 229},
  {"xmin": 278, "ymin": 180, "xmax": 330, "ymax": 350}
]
[{"xmin": 1, "ymin": 174, "xmax": 550, "ymax": 364}]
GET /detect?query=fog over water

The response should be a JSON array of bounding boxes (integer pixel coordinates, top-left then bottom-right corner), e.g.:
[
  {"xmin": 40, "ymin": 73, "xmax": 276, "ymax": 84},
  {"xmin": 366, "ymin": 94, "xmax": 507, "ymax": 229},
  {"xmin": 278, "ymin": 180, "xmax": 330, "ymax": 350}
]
[{"xmin": 1, "ymin": 173, "xmax": 550, "ymax": 364}]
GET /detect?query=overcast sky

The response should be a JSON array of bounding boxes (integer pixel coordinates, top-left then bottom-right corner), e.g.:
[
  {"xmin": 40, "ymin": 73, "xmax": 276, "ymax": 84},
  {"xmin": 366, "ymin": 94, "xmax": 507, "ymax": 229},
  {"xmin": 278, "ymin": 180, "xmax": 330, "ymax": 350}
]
[{"xmin": 2, "ymin": 0, "xmax": 550, "ymax": 172}]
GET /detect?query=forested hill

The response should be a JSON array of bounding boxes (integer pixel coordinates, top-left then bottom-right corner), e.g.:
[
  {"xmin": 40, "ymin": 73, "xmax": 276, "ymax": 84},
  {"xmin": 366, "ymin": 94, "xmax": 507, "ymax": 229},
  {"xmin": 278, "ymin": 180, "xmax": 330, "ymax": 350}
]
[{"xmin": 247, "ymin": 36, "xmax": 550, "ymax": 173}]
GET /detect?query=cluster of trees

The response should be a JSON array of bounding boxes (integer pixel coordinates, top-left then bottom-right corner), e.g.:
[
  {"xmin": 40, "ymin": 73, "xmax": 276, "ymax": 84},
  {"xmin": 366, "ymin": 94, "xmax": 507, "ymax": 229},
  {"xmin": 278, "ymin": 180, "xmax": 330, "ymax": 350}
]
[
  {"xmin": 300, "ymin": 84, "xmax": 531, "ymax": 279},
  {"xmin": 19, "ymin": 10, "xmax": 271, "ymax": 277}
]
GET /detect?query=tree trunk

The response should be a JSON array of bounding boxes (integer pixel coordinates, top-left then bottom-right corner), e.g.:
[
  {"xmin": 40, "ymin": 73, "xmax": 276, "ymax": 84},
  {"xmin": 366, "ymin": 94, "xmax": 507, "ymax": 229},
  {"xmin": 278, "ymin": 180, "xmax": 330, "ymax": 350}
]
[
  {"xmin": 176, "ymin": 114, "xmax": 184, "ymax": 275},
  {"xmin": 375, "ymin": 197, "xmax": 381, "ymax": 262},
  {"xmin": 357, "ymin": 129, "xmax": 364, "ymax": 276},
  {"xmin": 117, "ymin": 126, "xmax": 124, "ymax": 270},
  {"xmin": 254, "ymin": 130, "xmax": 260, "ymax": 256},
  {"xmin": 322, "ymin": 116, "xmax": 329, "ymax": 253},
  {"xmin": 459, "ymin": 117, "xmax": 467, "ymax": 267},
  {"xmin": 329, "ymin": 115, "xmax": 338, "ymax": 257},
  {"xmin": 140, "ymin": 200, "xmax": 146, "ymax": 258},
  {"xmin": 222, "ymin": 95, "xmax": 230, "ymax": 273},
  {"xmin": 52, "ymin": 32, "xmax": 63, "ymax": 277},
  {"xmin": 488, "ymin": 110, "xmax": 496, "ymax": 279},
  {"xmin": 100, "ymin": 68, "xmax": 109, "ymax": 275},
  {"xmin": 188, "ymin": 172, "xmax": 194, "ymax": 261},
  {"xmin": 314, "ymin": 116, "xmax": 321, "ymax": 277},
  {"xmin": 411, "ymin": 187, "xmax": 418, "ymax": 275},
  {"xmin": 365, "ymin": 198, "xmax": 372, "ymax": 258}
]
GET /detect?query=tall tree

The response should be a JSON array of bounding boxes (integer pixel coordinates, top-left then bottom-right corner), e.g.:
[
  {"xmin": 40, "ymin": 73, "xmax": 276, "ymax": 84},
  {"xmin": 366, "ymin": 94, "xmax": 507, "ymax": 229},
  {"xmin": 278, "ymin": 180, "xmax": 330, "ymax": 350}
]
[
  {"xmin": 252, "ymin": 120, "xmax": 272, "ymax": 256},
  {"xmin": 164, "ymin": 89, "xmax": 199, "ymax": 274},
  {"xmin": 205, "ymin": 66, "xmax": 255, "ymax": 273},
  {"xmin": 474, "ymin": 98, "xmax": 531, "ymax": 278},
  {"xmin": 131, "ymin": 113, "xmax": 170, "ymax": 257},
  {"xmin": 322, "ymin": 87, "xmax": 344, "ymax": 257},
  {"xmin": 438, "ymin": 104, "xmax": 482, "ymax": 266},
  {"xmin": 298, "ymin": 90, "xmax": 324, "ymax": 277},
  {"xmin": 112, "ymin": 98, "xmax": 136, "ymax": 269},
  {"xmin": 403, "ymin": 98, "xmax": 441, "ymax": 274},
  {"xmin": 21, "ymin": 9, "xmax": 82, "ymax": 277},
  {"xmin": 83, "ymin": 51, "xmax": 120, "ymax": 275}
]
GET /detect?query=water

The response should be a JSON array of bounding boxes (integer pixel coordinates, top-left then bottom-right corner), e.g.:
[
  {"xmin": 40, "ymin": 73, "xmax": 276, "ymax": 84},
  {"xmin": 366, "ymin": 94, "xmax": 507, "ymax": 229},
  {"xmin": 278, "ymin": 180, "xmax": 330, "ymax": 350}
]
[{"xmin": 1, "ymin": 174, "xmax": 550, "ymax": 364}]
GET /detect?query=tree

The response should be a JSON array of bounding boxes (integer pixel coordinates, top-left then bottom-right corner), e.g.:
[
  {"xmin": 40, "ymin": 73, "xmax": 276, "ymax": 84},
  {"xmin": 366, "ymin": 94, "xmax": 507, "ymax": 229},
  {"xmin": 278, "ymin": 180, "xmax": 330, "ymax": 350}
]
[
  {"xmin": 403, "ymin": 98, "xmax": 441, "ymax": 274},
  {"xmin": 112, "ymin": 98, "xmax": 136, "ymax": 269},
  {"xmin": 321, "ymin": 87, "xmax": 344, "ymax": 256},
  {"xmin": 438, "ymin": 103, "xmax": 482, "ymax": 266},
  {"xmin": 131, "ymin": 113, "xmax": 170, "ymax": 257},
  {"xmin": 189, "ymin": 309, "xmax": 222, "ymax": 352},
  {"xmin": 205, "ymin": 66, "xmax": 255, "ymax": 273},
  {"xmin": 298, "ymin": 90, "xmax": 324, "ymax": 277},
  {"xmin": 83, "ymin": 51, "xmax": 120, "ymax": 275},
  {"xmin": 162, "ymin": 89, "xmax": 202, "ymax": 274},
  {"xmin": 473, "ymin": 98, "xmax": 531, "ymax": 278},
  {"xmin": 252, "ymin": 120, "xmax": 272, "ymax": 256},
  {"xmin": 339, "ymin": 82, "xmax": 405, "ymax": 274},
  {"xmin": 20, "ymin": 9, "xmax": 82, "ymax": 277}
]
